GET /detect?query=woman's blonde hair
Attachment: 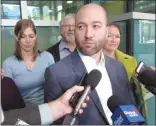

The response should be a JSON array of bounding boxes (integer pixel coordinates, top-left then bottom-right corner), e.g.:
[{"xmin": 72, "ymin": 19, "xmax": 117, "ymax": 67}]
[{"xmin": 14, "ymin": 19, "xmax": 38, "ymax": 61}]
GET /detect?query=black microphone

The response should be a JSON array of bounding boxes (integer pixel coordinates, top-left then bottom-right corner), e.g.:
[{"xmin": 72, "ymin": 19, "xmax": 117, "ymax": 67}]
[
  {"xmin": 62, "ymin": 69, "xmax": 102, "ymax": 125},
  {"xmin": 73, "ymin": 69, "xmax": 101, "ymax": 115},
  {"xmin": 107, "ymin": 95, "xmax": 128, "ymax": 113},
  {"xmin": 107, "ymin": 95, "xmax": 145, "ymax": 125},
  {"xmin": 69, "ymin": 72, "xmax": 88, "ymax": 108}
]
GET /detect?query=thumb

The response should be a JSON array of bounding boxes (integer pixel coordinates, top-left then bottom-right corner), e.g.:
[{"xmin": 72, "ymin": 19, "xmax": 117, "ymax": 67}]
[{"xmin": 68, "ymin": 85, "xmax": 84, "ymax": 96}]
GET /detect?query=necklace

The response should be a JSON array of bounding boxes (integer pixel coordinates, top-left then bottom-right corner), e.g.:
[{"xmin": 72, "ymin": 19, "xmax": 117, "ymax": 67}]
[{"xmin": 24, "ymin": 61, "xmax": 35, "ymax": 69}]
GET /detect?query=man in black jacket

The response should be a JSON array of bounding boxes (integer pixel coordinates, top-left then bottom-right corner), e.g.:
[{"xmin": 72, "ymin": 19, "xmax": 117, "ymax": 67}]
[{"xmin": 47, "ymin": 14, "xmax": 76, "ymax": 62}]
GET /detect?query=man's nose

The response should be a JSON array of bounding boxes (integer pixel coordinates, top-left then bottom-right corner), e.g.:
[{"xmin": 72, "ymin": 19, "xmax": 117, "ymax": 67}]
[
  {"xmin": 85, "ymin": 27, "xmax": 93, "ymax": 39},
  {"xmin": 69, "ymin": 25, "xmax": 75, "ymax": 31}
]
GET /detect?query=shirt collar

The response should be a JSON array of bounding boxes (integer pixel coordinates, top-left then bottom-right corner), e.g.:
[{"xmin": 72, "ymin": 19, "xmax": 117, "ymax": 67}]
[
  {"xmin": 77, "ymin": 49, "xmax": 105, "ymax": 66},
  {"xmin": 59, "ymin": 40, "xmax": 68, "ymax": 51}
]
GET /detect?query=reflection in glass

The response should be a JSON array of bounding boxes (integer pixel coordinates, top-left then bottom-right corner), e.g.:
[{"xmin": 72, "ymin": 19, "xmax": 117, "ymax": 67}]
[
  {"xmin": 27, "ymin": 1, "xmax": 84, "ymax": 21},
  {"xmin": 1, "ymin": 0, "xmax": 21, "ymax": 19},
  {"xmin": 134, "ymin": 1, "xmax": 155, "ymax": 14},
  {"xmin": 36, "ymin": 26, "xmax": 60, "ymax": 51},
  {"xmin": 133, "ymin": 20, "xmax": 155, "ymax": 66},
  {"xmin": 91, "ymin": 0, "xmax": 126, "ymax": 16},
  {"xmin": 1, "ymin": 27, "xmax": 15, "ymax": 63}
]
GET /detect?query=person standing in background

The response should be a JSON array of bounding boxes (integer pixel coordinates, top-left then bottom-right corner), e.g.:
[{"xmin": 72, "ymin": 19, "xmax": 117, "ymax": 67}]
[
  {"xmin": 2, "ymin": 19, "xmax": 55, "ymax": 106},
  {"xmin": 47, "ymin": 14, "xmax": 76, "ymax": 62},
  {"xmin": 103, "ymin": 23, "xmax": 147, "ymax": 120}
]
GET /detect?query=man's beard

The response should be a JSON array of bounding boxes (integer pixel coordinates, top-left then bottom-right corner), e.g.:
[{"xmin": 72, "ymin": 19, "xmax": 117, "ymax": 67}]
[
  {"xmin": 65, "ymin": 34, "xmax": 75, "ymax": 43},
  {"xmin": 76, "ymin": 38, "xmax": 103, "ymax": 56}
]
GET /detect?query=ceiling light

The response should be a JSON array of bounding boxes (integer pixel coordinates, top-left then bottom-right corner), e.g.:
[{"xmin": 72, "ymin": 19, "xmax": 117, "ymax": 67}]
[
  {"xmin": 48, "ymin": 10, "xmax": 53, "ymax": 13},
  {"xmin": 57, "ymin": 5, "xmax": 62, "ymax": 11},
  {"xmin": 67, "ymin": 1, "xmax": 73, "ymax": 4}
]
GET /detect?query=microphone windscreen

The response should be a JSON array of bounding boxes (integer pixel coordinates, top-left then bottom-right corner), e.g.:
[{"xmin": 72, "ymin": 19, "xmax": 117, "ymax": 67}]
[
  {"xmin": 137, "ymin": 69, "xmax": 156, "ymax": 87},
  {"xmin": 85, "ymin": 69, "xmax": 102, "ymax": 89},
  {"xmin": 107, "ymin": 95, "xmax": 128, "ymax": 113}
]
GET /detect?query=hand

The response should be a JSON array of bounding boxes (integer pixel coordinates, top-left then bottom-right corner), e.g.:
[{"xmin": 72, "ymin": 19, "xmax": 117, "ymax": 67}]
[
  {"xmin": 1, "ymin": 69, "xmax": 5, "ymax": 79},
  {"xmin": 48, "ymin": 85, "xmax": 89, "ymax": 122}
]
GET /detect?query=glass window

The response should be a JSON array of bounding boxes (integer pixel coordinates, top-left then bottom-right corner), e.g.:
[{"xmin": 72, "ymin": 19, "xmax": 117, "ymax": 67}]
[
  {"xmin": 134, "ymin": 1, "xmax": 155, "ymax": 14},
  {"xmin": 1, "ymin": 27, "xmax": 15, "ymax": 63},
  {"xmin": 133, "ymin": 20, "xmax": 155, "ymax": 125},
  {"xmin": 146, "ymin": 97, "xmax": 156, "ymax": 125},
  {"xmin": 1, "ymin": 0, "xmax": 21, "ymax": 19},
  {"xmin": 91, "ymin": 0, "xmax": 126, "ymax": 16},
  {"xmin": 1, "ymin": 26, "xmax": 60, "ymax": 63},
  {"xmin": 114, "ymin": 21, "xmax": 127, "ymax": 53},
  {"xmin": 36, "ymin": 26, "xmax": 60, "ymax": 51},
  {"xmin": 27, "ymin": 1, "xmax": 84, "ymax": 21},
  {"xmin": 133, "ymin": 20, "xmax": 155, "ymax": 66}
]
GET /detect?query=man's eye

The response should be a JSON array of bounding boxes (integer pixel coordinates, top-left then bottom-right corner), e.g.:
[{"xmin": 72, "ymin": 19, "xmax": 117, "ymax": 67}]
[
  {"xmin": 116, "ymin": 36, "xmax": 120, "ymax": 38},
  {"xmin": 93, "ymin": 25, "xmax": 100, "ymax": 29},
  {"xmin": 78, "ymin": 25, "xmax": 85, "ymax": 29}
]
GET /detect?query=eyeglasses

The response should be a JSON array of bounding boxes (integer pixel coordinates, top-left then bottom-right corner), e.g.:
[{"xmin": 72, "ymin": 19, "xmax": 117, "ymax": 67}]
[{"xmin": 62, "ymin": 25, "xmax": 75, "ymax": 28}]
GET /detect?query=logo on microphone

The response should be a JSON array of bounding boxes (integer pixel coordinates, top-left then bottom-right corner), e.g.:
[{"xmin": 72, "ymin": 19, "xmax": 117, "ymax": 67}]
[
  {"xmin": 114, "ymin": 112, "xmax": 124, "ymax": 125},
  {"xmin": 119, "ymin": 112, "xmax": 124, "ymax": 117},
  {"xmin": 124, "ymin": 108, "xmax": 139, "ymax": 117}
]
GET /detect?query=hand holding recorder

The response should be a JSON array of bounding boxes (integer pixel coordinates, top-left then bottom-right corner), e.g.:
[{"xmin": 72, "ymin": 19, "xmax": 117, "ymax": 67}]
[{"xmin": 135, "ymin": 61, "xmax": 156, "ymax": 95}]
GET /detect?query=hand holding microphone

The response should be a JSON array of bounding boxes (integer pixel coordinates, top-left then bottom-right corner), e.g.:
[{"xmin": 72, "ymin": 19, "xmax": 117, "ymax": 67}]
[{"xmin": 62, "ymin": 69, "xmax": 102, "ymax": 125}]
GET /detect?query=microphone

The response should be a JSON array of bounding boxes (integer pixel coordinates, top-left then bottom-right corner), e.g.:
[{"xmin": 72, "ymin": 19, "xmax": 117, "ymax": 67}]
[
  {"xmin": 69, "ymin": 72, "xmax": 88, "ymax": 108},
  {"xmin": 107, "ymin": 95, "xmax": 145, "ymax": 125},
  {"xmin": 73, "ymin": 69, "xmax": 101, "ymax": 115},
  {"xmin": 62, "ymin": 69, "xmax": 102, "ymax": 125}
]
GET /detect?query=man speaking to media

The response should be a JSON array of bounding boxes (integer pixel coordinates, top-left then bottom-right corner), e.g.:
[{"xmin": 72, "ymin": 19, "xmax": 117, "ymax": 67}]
[{"xmin": 44, "ymin": 3, "xmax": 134, "ymax": 125}]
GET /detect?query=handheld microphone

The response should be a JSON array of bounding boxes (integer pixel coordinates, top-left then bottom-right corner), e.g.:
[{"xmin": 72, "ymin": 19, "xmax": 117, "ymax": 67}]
[
  {"xmin": 69, "ymin": 72, "xmax": 88, "ymax": 108},
  {"xmin": 73, "ymin": 69, "xmax": 102, "ymax": 115},
  {"xmin": 107, "ymin": 95, "xmax": 145, "ymax": 125},
  {"xmin": 62, "ymin": 69, "xmax": 102, "ymax": 125}
]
